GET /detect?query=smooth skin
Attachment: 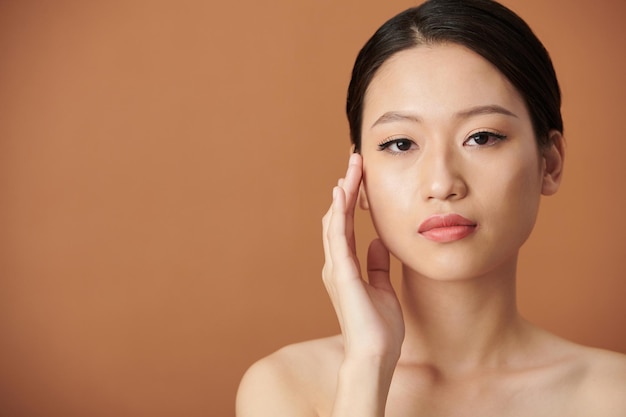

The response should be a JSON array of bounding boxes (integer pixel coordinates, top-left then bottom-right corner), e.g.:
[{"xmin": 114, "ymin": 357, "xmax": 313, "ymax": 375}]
[{"xmin": 236, "ymin": 44, "xmax": 626, "ymax": 417}]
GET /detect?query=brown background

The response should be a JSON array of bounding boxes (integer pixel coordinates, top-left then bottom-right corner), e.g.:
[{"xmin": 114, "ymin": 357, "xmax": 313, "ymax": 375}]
[{"xmin": 1, "ymin": 0, "xmax": 625, "ymax": 415}]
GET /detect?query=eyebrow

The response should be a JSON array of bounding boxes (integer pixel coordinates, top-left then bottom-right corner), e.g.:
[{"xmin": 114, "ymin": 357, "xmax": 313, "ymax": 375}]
[{"xmin": 370, "ymin": 104, "xmax": 519, "ymax": 128}]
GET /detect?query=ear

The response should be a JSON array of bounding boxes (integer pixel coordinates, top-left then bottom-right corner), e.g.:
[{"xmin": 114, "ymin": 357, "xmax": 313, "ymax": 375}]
[
  {"xmin": 541, "ymin": 130, "xmax": 565, "ymax": 196},
  {"xmin": 358, "ymin": 183, "xmax": 370, "ymax": 210}
]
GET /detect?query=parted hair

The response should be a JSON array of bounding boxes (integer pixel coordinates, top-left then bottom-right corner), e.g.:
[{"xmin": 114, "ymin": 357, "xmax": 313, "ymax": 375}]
[{"xmin": 346, "ymin": 0, "xmax": 563, "ymax": 152}]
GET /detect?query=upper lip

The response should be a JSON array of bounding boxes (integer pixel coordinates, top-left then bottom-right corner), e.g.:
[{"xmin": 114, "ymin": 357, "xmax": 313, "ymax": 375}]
[{"xmin": 418, "ymin": 213, "xmax": 477, "ymax": 233}]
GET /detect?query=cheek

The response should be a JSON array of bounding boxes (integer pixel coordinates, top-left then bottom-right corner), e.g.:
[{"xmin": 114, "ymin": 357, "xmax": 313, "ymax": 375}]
[
  {"xmin": 362, "ymin": 164, "xmax": 420, "ymax": 247},
  {"xmin": 363, "ymin": 164, "xmax": 415, "ymax": 214},
  {"xmin": 486, "ymin": 159, "xmax": 543, "ymax": 239},
  {"xmin": 510, "ymin": 152, "xmax": 543, "ymax": 207}
]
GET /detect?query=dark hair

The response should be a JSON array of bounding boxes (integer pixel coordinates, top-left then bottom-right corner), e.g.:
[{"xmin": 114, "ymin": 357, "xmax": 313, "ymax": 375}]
[{"xmin": 346, "ymin": 0, "xmax": 562, "ymax": 152}]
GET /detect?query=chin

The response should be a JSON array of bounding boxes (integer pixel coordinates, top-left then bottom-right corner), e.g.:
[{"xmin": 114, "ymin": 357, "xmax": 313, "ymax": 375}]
[{"xmin": 398, "ymin": 250, "xmax": 519, "ymax": 283}]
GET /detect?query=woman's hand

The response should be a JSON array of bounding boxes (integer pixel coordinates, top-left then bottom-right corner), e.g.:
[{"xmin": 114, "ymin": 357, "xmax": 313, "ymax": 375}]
[{"xmin": 322, "ymin": 154, "xmax": 405, "ymax": 415}]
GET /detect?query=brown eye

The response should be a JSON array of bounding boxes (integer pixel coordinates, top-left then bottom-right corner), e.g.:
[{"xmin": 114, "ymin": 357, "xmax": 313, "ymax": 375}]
[
  {"xmin": 378, "ymin": 138, "xmax": 416, "ymax": 153},
  {"xmin": 473, "ymin": 133, "xmax": 490, "ymax": 145},
  {"xmin": 464, "ymin": 131, "xmax": 507, "ymax": 147},
  {"xmin": 395, "ymin": 139, "xmax": 412, "ymax": 151}
]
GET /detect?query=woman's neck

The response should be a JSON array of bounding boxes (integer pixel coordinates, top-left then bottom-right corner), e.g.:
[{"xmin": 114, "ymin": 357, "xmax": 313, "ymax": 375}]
[{"xmin": 397, "ymin": 257, "xmax": 525, "ymax": 376}]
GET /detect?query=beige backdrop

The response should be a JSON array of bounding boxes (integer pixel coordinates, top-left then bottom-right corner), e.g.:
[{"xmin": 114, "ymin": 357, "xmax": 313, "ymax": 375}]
[{"xmin": 1, "ymin": 0, "xmax": 625, "ymax": 415}]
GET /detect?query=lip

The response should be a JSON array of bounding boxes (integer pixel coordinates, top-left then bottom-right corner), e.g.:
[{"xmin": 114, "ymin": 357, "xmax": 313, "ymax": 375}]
[{"xmin": 418, "ymin": 214, "xmax": 477, "ymax": 243}]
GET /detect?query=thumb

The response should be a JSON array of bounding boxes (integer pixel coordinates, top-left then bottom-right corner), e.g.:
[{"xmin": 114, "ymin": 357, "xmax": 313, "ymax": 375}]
[{"xmin": 366, "ymin": 238, "xmax": 392, "ymax": 291}]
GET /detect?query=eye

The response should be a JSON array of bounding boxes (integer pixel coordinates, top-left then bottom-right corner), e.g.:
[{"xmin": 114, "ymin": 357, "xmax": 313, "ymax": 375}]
[
  {"xmin": 377, "ymin": 138, "xmax": 417, "ymax": 154},
  {"xmin": 464, "ymin": 131, "xmax": 507, "ymax": 147}
]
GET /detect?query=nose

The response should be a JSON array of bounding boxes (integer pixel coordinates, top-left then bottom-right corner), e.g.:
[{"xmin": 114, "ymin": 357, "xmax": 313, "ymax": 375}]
[{"xmin": 418, "ymin": 143, "xmax": 468, "ymax": 201}]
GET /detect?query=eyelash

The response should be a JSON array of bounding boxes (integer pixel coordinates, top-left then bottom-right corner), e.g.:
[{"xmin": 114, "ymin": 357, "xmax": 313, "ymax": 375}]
[
  {"xmin": 464, "ymin": 130, "xmax": 508, "ymax": 146},
  {"xmin": 377, "ymin": 137, "xmax": 416, "ymax": 154},
  {"xmin": 377, "ymin": 130, "xmax": 507, "ymax": 154}
]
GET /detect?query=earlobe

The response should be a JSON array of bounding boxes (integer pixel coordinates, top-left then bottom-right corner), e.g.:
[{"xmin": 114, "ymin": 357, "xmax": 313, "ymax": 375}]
[{"xmin": 541, "ymin": 130, "xmax": 565, "ymax": 196}]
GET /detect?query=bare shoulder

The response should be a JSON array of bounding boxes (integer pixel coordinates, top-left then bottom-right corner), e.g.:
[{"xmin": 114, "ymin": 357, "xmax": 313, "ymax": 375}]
[
  {"xmin": 236, "ymin": 335, "xmax": 342, "ymax": 417},
  {"xmin": 544, "ymin": 332, "xmax": 626, "ymax": 416},
  {"xmin": 517, "ymin": 325, "xmax": 626, "ymax": 416},
  {"xmin": 575, "ymin": 345, "xmax": 626, "ymax": 414}
]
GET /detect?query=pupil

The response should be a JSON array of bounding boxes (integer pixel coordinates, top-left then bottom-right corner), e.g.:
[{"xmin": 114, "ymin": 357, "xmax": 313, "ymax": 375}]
[
  {"xmin": 397, "ymin": 140, "xmax": 411, "ymax": 151},
  {"xmin": 474, "ymin": 134, "xmax": 489, "ymax": 145}
]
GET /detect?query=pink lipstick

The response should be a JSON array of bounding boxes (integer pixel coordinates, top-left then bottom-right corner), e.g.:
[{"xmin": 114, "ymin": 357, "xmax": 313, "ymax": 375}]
[{"xmin": 418, "ymin": 214, "xmax": 477, "ymax": 243}]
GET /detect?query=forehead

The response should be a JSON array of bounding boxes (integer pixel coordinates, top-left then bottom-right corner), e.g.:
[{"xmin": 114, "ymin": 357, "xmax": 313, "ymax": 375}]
[{"xmin": 362, "ymin": 44, "xmax": 528, "ymax": 126}]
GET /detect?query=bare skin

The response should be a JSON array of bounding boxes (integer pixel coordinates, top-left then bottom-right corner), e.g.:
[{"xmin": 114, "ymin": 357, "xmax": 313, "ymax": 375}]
[
  {"xmin": 236, "ymin": 45, "xmax": 626, "ymax": 417},
  {"xmin": 238, "ymin": 333, "xmax": 626, "ymax": 416}
]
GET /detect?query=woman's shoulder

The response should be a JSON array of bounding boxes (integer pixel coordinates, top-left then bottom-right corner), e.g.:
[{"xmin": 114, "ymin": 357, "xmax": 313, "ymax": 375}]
[
  {"xmin": 574, "ymin": 345, "xmax": 626, "ymax": 410},
  {"xmin": 236, "ymin": 335, "xmax": 342, "ymax": 417},
  {"xmin": 510, "ymin": 325, "xmax": 626, "ymax": 415},
  {"xmin": 580, "ymin": 344, "xmax": 626, "ymax": 375},
  {"xmin": 545, "ymin": 334, "xmax": 626, "ymax": 416}
]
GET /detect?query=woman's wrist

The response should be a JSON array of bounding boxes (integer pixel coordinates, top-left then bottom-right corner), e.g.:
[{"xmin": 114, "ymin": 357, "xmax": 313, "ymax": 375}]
[{"xmin": 331, "ymin": 355, "xmax": 399, "ymax": 417}]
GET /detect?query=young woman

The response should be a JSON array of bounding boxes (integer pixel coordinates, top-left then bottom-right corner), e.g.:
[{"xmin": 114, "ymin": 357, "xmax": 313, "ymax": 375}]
[{"xmin": 237, "ymin": 0, "xmax": 626, "ymax": 416}]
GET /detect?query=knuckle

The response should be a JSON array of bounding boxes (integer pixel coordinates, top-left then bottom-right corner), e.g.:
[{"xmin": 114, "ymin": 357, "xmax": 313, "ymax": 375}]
[
  {"xmin": 322, "ymin": 214, "xmax": 331, "ymax": 233},
  {"xmin": 325, "ymin": 227, "xmax": 335, "ymax": 246},
  {"xmin": 322, "ymin": 206, "xmax": 332, "ymax": 223},
  {"xmin": 322, "ymin": 262, "xmax": 331, "ymax": 277}
]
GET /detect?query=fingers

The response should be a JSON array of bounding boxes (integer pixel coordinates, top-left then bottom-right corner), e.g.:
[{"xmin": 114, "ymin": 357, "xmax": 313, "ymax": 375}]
[
  {"xmin": 322, "ymin": 186, "xmax": 351, "ymax": 330},
  {"xmin": 367, "ymin": 238, "xmax": 392, "ymax": 292},
  {"xmin": 327, "ymin": 185, "xmax": 350, "ymax": 263},
  {"xmin": 341, "ymin": 153, "xmax": 362, "ymax": 254},
  {"xmin": 341, "ymin": 153, "xmax": 362, "ymax": 216},
  {"xmin": 322, "ymin": 153, "xmax": 363, "ymax": 274},
  {"xmin": 321, "ymin": 156, "xmax": 404, "ymax": 363}
]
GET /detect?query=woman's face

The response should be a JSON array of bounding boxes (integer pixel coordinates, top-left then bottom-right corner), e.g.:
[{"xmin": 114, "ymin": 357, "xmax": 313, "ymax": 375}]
[{"xmin": 360, "ymin": 43, "xmax": 556, "ymax": 281}]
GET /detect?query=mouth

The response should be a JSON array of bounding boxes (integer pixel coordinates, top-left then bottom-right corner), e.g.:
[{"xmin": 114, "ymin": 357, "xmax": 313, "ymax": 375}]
[{"xmin": 418, "ymin": 213, "xmax": 477, "ymax": 243}]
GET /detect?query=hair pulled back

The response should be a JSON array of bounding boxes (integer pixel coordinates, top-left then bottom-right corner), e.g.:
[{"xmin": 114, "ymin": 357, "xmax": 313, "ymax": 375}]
[{"xmin": 346, "ymin": 0, "xmax": 562, "ymax": 152}]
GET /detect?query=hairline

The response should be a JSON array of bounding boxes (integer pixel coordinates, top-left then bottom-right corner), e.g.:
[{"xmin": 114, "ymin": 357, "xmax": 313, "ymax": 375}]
[{"xmin": 356, "ymin": 33, "xmax": 551, "ymax": 152}]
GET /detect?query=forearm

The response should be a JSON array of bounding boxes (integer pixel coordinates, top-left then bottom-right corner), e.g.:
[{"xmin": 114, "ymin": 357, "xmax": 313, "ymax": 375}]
[{"xmin": 330, "ymin": 355, "xmax": 398, "ymax": 417}]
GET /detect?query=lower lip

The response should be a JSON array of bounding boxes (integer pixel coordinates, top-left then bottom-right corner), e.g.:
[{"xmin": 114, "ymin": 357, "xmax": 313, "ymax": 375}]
[{"xmin": 419, "ymin": 225, "xmax": 476, "ymax": 243}]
